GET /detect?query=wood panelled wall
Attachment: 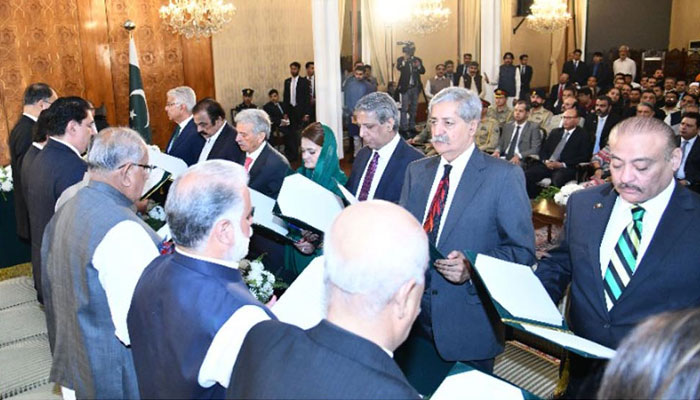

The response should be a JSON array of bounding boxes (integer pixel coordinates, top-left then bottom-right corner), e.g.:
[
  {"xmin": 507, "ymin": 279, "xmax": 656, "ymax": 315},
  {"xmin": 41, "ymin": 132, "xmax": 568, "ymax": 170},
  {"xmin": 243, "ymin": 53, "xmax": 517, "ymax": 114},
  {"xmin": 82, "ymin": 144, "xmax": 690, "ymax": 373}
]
[{"xmin": 0, "ymin": 0, "xmax": 215, "ymax": 166}]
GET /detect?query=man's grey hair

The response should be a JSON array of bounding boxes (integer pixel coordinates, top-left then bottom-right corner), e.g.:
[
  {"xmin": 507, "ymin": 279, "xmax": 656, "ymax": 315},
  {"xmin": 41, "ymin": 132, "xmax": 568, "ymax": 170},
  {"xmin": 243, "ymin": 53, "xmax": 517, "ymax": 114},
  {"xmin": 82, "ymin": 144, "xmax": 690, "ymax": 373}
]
[
  {"xmin": 165, "ymin": 160, "xmax": 249, "ymax": 249},
  {"xmin": 619, "ymin": 45, "xmax": 629, "ymax": 52},
  {"xmin": 167, "ymin": 86, "xmax": 196, "ymax": 112},
  {"xmin": 87, "ymin": 127, "xmax": 147, "ymax": 172},
  {"xmin": 429, "ymin": 86, "xmax": 482, "ymax": 123},
  {"xmin": 609, "ymin": 116, "xmax": 676, "ymax": 160},
  {"xmin": 354, "ymin": 92, "xmax": 400, "ymax": 132},
  {"xmin": 323, "ymin": 202, "xmax": 428, "ymax": 317},
  {"xmin": 235, "ymin": 109, "xmax": 271, "ymax": 139}
]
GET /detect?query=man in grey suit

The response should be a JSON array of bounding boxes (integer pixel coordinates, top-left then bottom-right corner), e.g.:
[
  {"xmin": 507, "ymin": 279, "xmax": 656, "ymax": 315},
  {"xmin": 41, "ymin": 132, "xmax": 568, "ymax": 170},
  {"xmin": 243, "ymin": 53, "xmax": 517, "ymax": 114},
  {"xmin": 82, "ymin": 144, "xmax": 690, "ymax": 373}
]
[
  {"xmin": 399, "ymin": 87, "xmax": 535, "ymax": 375},
  {"xmin": 492, "ymin": 100, "xmax": 542, "ymax": 167}
]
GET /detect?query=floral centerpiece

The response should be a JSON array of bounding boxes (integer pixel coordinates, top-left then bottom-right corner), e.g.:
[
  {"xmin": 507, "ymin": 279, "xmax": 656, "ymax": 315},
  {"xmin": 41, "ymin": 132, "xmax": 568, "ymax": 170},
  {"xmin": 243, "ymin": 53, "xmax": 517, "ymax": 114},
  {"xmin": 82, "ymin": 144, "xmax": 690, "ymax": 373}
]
[
  {"xmin": 553, "ymin": 183, "xmax": 585, "ymax": 206},
  {"xmin": 238, "ymin": 256, "xmax": 288, "ymax": 303},
  {"xmin": 0, "ymin": 165, "xmax": 13, "ymax": 201}
]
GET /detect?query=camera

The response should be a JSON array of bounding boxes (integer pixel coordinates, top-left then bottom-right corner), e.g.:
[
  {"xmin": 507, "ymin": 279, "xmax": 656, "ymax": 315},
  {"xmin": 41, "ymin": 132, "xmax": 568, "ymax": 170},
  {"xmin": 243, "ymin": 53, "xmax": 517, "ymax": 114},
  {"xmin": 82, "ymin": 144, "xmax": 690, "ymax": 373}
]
[{"xmin": 397, "ymin": 40, "xmax": 416, "ymax": 56}]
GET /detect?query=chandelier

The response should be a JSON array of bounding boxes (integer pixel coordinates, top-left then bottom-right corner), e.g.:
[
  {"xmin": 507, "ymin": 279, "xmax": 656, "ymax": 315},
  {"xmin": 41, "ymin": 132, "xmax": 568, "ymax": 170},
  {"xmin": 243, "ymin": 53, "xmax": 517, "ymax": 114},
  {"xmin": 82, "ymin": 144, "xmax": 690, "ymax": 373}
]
[
  {"xmin": 159, "ymin": 0, "xmax": 236, "ymax": 39},
  {"xmin": 405, "ymin": 0, "xmax": 451, "ymax": 35},
  {"xmin": 526, "ymin": 0, "xmax": 571, "ymax": 32}
]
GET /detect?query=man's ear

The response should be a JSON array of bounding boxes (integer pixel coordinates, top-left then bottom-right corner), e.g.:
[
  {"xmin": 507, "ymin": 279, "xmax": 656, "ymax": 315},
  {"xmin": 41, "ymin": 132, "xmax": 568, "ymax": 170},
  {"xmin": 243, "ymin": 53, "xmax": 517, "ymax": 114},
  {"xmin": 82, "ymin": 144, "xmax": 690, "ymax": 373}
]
[
  {"xmin": 392, "ymin": 279, "xmax": 418, "ymax": 320},
  {"xmin": 65, "ymin": 119, "xmax": 80, "ymax": 138},
  {"xmin": 212, "ymin": 218, "xmax": 235, "ymax": 248}
]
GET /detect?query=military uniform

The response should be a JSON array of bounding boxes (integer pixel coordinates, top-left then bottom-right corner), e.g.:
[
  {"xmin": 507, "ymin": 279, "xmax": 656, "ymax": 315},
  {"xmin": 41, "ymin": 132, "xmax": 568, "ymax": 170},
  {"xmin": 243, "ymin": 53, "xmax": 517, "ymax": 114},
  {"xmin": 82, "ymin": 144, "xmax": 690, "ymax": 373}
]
[
  {"xmin": 475, "ymin": 117, "xmax": 500, "ymax": 153},
  {"xmin": 487, "ymin": 105, "xmax": 512, "ymax": 127},
  {"xmin": 528, "ymin": 107, "xmax": 553, "ymax": 130},
  {"xmin": 232, "ymin": 88, "xmax": 257, "ymax": 119}
]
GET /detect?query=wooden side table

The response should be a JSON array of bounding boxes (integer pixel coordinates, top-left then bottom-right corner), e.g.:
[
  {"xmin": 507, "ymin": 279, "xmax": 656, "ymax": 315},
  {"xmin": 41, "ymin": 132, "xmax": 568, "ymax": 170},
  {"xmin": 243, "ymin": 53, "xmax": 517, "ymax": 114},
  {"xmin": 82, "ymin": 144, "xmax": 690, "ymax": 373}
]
[{"xmin": 531, "ymin": 199, "xmax": 565, "ymax": 243}]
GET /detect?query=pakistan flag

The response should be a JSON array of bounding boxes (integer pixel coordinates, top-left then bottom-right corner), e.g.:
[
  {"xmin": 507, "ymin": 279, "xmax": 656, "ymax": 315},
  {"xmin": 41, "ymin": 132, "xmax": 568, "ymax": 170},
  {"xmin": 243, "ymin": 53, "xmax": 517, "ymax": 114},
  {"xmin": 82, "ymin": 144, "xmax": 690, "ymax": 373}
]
[{"xmin": 129, "ymin": 36, "xmax": 152, "ymax": 143}]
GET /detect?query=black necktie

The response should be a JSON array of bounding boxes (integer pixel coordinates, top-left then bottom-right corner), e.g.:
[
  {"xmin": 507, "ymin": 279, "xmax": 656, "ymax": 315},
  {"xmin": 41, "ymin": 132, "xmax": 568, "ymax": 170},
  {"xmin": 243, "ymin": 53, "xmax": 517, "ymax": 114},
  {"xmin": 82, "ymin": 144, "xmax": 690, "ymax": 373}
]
[{"xmin": 506, "ymin": 125, "xmax": 521, "ymax": 160}]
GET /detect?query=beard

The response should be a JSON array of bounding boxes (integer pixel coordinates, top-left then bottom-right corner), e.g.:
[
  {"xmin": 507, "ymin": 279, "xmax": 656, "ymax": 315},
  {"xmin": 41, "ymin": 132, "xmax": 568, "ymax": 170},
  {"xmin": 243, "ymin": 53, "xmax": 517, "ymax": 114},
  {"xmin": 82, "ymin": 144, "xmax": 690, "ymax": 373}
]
[
  {"xmin": 531, "ymin": 101, "xmax": 541, "ymax": 108},
  {"xmin": 665, "ymin": 101, "xmax": 677, "ymax": 108},
  {"xmin": 226, "ymin": 225, "xmax": 252, "ymax": 263}
]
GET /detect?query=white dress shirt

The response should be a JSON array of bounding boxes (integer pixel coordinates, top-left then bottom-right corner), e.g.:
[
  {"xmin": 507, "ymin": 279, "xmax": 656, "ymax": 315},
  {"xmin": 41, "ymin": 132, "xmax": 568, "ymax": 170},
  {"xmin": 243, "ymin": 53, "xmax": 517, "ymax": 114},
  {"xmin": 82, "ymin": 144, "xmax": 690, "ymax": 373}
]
[
  {"xmin": 506, "ymin": 122, "xmax": 527, "ymax": 158},
  {"xmin": 178, "ymin": 115, "xmax": 193, "ymax": 131},
  {"xmin": 245, "ymin": 142, "xmax": 266, "ymax": 172},
  {"xmin": 613, "ymin": 58, "xmax": 637, "ymax": 80},
  {"xmin": 172, "ymin": 247, "xmax": 271, "ymax": 389},
  {"xmin": 95, "ymin": 221, "xmax": 160, "ymax": 346},
  {"xmin": 290, "ymin": 76, "xmax": 299, "ymax": 107},
  {"xmin": 23, "ymin": 112, "xmax": 38, "ymax": 122},
  {"xmin": 197, "ymin": 123, "xmax": 226, "ymax": 163},
  {"xmin": 422, "ymin": 144, "xmax": 475, "ymax": 244},
  {"xmin": 599, "ymin": 179, "xmax": 675, "ymax": 278},
  {"xmin": 356, "ymin": 133, "xmax": 401, "ymax": 200},
  {"xmin": 677, "ymin": 136, "xmax": 697, "ymax": 180}
]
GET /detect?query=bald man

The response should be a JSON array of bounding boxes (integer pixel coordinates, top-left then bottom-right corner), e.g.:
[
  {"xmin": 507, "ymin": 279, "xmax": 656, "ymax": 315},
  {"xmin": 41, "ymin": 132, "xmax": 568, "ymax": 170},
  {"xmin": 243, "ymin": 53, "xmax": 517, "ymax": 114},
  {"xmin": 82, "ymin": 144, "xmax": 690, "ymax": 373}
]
[{"xmin": 228, "ymin": 201, "xmax": 425, "ymax": 399}]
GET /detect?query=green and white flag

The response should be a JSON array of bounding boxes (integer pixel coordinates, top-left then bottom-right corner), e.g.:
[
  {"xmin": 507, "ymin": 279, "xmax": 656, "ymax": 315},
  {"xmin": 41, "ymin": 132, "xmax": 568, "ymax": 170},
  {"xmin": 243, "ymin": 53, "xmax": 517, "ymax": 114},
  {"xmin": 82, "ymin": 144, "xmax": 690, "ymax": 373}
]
[{"xmin": 129, "ymin": 36, "xmax": 152, "ymax": 143}]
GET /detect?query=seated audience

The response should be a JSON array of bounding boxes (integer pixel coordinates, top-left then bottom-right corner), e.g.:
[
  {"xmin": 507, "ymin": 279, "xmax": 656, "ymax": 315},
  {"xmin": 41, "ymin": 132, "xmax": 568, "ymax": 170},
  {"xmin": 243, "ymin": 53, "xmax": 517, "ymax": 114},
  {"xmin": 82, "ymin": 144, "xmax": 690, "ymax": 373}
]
[
  {"xmin": 584, "ymin": 95, "xmax": 621, "ymax": 155},
  {"xmin": 547, "ymin": 72, "xmax": 570, "ymax": 112},
  {"xmin": 528, "ymin": 89, "xmax": 553, "ymax": 131},
  {"xmin": 457, "ymin": 61, "xmax": 484, "ymax": 98},
  {"xmin": 598, "ymin": 308, "xmax": 700, "ymax": 400},
  {"xmin": 424, "ymin": 64, "xmax": 453, "ymax": 101},
  {"xmin": 676, "ymin": 112, "xmax": 700, "ymax": 193},
  {"xmin": 128, "ymin": 160, "xmax": 275, "ymax": 399},
  {"xmin": 486, "ymin": 88, "xmax": 512, "ymax": 127},
  {"xmin": 474, "ymin": 100, "xmax": 501, "ymax": 154},
  {"xmin": 492, "ymin": 100, "xmax": 541, "ymax": 166},
  {"xmin": 228, "ymin": 201, "xmax": 426, "ymax": 399},
  {"xmin": 42, "ymin": 127, "xmax": 160, "ymax": 399},
  {"xmin": 262, "ymin": 89, "xmax": 293, "ymax": 157},
  {"xmin": 544, "ymin": 97, "xmax": 583, "ymax": 134}
]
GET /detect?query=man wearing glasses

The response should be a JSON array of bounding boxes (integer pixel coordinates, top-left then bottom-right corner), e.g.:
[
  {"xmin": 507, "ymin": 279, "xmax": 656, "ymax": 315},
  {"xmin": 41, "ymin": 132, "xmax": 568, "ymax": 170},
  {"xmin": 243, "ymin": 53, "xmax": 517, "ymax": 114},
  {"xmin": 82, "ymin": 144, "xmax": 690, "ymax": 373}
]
[
  {"xmin": 524, "ymin": 107, "xmax": 593, "ymax": 198},
  {"xmin": 27, "ymin": 96, "xmax": 95, "ymax": 304},
  {"xmin": 42, "ymin": 127, "xmax": 162, "ymax": 400}
]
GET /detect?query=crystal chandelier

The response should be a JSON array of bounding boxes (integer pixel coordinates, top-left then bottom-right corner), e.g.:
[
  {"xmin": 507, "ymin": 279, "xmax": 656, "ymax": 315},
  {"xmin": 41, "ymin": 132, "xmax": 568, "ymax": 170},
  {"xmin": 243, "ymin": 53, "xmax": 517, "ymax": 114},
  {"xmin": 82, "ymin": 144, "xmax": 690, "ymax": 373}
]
[
  {"xmin": 159, "ymin": 0, "xmax": 236, "ymax": 39},
  {"xmin": 405, "ymin": 0, "xmax": 451, "ymax": 35},
  {"xmin": 526, "ymin": 0, "xmax": 571, "ymax": 32}
]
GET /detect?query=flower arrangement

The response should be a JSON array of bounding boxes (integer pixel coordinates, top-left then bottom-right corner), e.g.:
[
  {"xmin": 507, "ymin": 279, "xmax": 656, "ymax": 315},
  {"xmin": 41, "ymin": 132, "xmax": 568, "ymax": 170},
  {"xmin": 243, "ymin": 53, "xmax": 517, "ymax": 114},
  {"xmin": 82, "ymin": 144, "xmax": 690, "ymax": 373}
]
[
  {"xmin": 0, "ymin": 165, "xmax": 13, "ymax": 200},
  {"xmin": 553, "ymin": 183, "xmax": 585, "ymax": 206},
  {"xmin": 239, "ymin": 256, "xmax": 288, "ymax": 303},
  {"xmin": 141, "ymin": 200, "xmax": 167, "ymax": 231}
]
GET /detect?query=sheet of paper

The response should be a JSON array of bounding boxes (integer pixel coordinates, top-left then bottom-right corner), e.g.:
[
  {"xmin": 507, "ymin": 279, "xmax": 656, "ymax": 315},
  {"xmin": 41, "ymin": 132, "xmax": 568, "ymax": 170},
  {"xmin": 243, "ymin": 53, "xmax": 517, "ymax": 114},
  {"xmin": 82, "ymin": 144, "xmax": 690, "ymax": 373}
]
[
  {"xmin": 336, "ymin": 183, "xmax": 358, "ymax": 205},
  {"xmin": 249, "ymin": 189, "xmax": 289, "ymax": 237},
  {"xmin": 141, "ymin": 148, "xmax": 189, "ymax": 197},
  {"xmin": 432, "ymin": 368, "xmax": 524, "ymax": 400},
  {"xmin": 522, "ymin": 324, "xmax": 616, "ymax": 359},
  {"xmin": 277, "ymin": 174, "xmax": 344, "ymax": 233},
  {"xmin": 473, "ymin": 254, "xmax": 564, "ymax": 327},
  {"xmin": 272, "ymin": 256, "xmax": 326, "ymax": 329}
]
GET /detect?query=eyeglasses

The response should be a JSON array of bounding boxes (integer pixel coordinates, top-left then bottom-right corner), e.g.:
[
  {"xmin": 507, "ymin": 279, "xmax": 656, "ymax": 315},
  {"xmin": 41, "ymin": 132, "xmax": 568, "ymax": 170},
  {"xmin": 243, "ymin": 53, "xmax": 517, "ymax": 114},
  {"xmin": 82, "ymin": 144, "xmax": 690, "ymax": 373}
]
[
  {"xmin": 119, "ymin": 162, "xmax": 157, "ymax": 173},
  {"xmin": 166, "ymin": 102, "xmax": 181, "ymax": 107}
]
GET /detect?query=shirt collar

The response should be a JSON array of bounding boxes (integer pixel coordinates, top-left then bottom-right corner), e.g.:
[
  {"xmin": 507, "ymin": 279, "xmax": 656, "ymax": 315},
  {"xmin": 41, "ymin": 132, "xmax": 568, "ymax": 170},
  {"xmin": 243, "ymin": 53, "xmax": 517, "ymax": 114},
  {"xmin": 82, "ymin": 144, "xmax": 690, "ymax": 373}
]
[
  {"xmin": 206, "ymin": 122, "xmax": 226, "ymax": 143},
  {"xmin": 175, "ymin": 247, "xmax": 240, "ymax": 270},
  {"xmin": 32, "ymin": 142, "xmax": 44, "ymax": 150},
  {"xmin": 247, "ymin": 141, "xmax": 267, "ymax": 160},
  {"xmin": 49, "ymin": 136, "xmax": 82, "ymax": 157},
  {"xmin": 178, "ymin": 115, "xmax": 193, "ymax": 130},
  {"xmin": 374, "ymin": 133, "xmax": 401, "ymax": 159},
  {"xmin": 23, "ymin": 112, "xmax": 38, "ymax": 122},
  {"xmin": 617, "ymin": 179, "xmax": 675, "ymax": 216},
  {"xmin": 439, "ymin": 143, "xmax": 475, "ymax": 172},
  {"xmin": 683, "ymin": 135, "xmax": 697, "ymax": 146}
]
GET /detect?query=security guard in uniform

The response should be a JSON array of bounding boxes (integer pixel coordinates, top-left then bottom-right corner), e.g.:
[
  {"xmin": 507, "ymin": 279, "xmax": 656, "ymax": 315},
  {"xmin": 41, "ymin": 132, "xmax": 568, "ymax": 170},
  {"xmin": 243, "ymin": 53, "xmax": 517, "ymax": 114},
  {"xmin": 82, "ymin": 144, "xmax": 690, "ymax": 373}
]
[
  {"xmin": 232, "ymin": 88, "xmax": 258, "ymax": 119},
  {"xmin": 475, "ymin": 99, "xmax": 500, "ymax": 153},
  {"xmin": 487, "ymin": 88, "xmax": 513, "ymax": 128},
  {"xmin": 528, "ymin": 89, "xmax": 553, "ymax": 132}
]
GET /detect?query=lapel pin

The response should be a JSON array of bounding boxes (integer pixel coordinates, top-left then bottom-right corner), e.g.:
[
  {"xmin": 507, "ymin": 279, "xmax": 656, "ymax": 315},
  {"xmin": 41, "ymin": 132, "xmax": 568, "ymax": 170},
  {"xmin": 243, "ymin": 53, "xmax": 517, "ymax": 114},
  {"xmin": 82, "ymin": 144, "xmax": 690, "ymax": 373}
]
[{"xmin": 594, "ymin": 203, "xmax": 603, "ymax": 209}]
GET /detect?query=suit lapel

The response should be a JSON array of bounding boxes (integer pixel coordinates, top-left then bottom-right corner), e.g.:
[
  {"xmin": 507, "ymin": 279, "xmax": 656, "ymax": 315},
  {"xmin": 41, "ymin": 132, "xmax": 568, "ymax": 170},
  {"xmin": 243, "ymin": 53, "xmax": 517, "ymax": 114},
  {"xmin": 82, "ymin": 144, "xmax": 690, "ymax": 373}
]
[
  {"xmin": 584, "ymin": 184, "xmax": 618, "ymax": 314},
  {"xmin": 248, "ymin": 143, "xmax": 270, "ymax": 182},
  {"xmin": 616, "ymin": 185, "xmax": 695, "ymax": 305},
  {"xmin": 411, "ymin": 157, "xmax": 440, "ymax": 221},
  {"xmin": 348, "ymin": 148, "xmax": 371, "ymax": 195},
  {"xmin": 375, "ymin": 139, "xmax": 404, "ymax": 199},
  {"xmin": 438, "ymin": 150, "xmax": 488, "ymax": 248}
]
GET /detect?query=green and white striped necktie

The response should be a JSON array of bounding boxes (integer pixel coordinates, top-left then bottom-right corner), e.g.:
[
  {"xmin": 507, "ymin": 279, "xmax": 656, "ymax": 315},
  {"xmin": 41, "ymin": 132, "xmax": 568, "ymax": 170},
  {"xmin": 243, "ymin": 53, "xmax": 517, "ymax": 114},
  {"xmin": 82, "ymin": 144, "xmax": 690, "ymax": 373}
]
[{"xmin": 603, "ymin": 206, "xmax": 645, "ymax": 310}]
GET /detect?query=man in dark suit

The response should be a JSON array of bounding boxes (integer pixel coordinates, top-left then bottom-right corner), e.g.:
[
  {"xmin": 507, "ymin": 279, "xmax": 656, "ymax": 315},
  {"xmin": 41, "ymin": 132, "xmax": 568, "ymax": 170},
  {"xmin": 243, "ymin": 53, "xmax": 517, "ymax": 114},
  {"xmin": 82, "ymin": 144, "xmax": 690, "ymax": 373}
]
[
  {"xmin": 584, "ymin": 95, "xmax": 621, "ymax": 155},
  {"xmin": 164, "ymin": 86, "xmax": 205, "ymax": 166},
  {"xmin": 9, "ymin": 83, "xmax": 56, "ymax": 241},
  {"xmin": 28, "ymin": 96, "xmax": 94, "ymax": 303},
  {"xmin": 492, "ymin": 100, "xmax": 542, "ymax": 167},
  {"xmin": 547, "ymin": 73, "xmax": 570, "ymax": 112},
  {"xmin": 346, "ymin": 92, "xmax": 423, "ymax": 203},
  {"xmin": 228, "ymin": 201, "xmax": 425, "ymax": 399},
  {"xmin": 589, "ymin": 52, "xmax": 613, "ymax": 91},
  {"xmin": 676, "ymin": 112, "xmax": 700, "ymax": 193},
  {"xmin": 399, "ymin": 87, "xmax": 535, "ymax": 374},
  {"xmin": 192, "ymin": 98, "xmax": 244, "ymax": 164},
  {"xmin": 517, "ymin": 54, "xmax": 533, "ymax": 100},
  {"xmin": 20, "ymin": 109, "xmax": 52, "ymax": 213},
  {"xmin": 235, "ymin": 109, "xmax": 291, "ymax": 271},
  {"xmin": 283, "ymin": 61, "xmax": 311, "ymax": 161},
  {"xmin": 262, "ymin": 89, "xmax": 294, "ymax": 162},
  {"xmin": 525, "ymin": 108, "xmax": 593, "ymax": 197},
  {"xmin": 563, "ymin": 49, "xmax": 589, "ymax": 87},
  {"xmin": 535, "ymin": 116, "xmax": 700, "ymax": 398},
  {"xmin": 454, "ymin": 53, "xmax": 472, "ymax": 86}
]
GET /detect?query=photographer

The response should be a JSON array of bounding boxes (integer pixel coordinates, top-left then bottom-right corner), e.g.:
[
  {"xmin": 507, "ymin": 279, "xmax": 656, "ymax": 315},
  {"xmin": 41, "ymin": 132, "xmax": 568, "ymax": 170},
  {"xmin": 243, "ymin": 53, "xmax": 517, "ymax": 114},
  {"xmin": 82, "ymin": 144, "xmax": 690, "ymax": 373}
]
[{"xmin": 396, "ymin": 41, "xmax": 425, "ymax": 137}]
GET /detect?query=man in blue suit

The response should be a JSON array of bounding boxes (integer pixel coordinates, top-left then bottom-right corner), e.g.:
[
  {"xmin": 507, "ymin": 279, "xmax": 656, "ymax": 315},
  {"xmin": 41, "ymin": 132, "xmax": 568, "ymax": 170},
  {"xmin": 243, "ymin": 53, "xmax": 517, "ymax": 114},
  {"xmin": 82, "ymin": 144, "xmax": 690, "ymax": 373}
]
[
  {"xmin": 28, "ymin": 96, "xmax": 95, "ymax": 303},
  {"xmin": 164, "ymin": 86, "xmax": 205, "ymax": 166},
  {"xmin": 536, "ymin": 116, "xmax": 700, "ymax": 398},
  {"xmin": 228, "ymin": 201, "xmax": 425, "ymax": 399},
  {"xmin": 399, "ymin": 87, "xmax": 535, "ymax": 375},
  {"xmin": 346, "ymin": 92, "xmax": 423, "ymax": 203}
]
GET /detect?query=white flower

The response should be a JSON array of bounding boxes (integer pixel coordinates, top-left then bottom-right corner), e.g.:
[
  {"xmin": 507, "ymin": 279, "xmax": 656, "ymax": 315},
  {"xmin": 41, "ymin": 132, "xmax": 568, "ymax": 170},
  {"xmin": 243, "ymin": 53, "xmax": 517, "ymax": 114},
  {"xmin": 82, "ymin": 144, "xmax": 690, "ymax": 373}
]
[
  {"xmin": 554, "ymin": 183, "xmax": 584, "ymax": 206},
  {"xmin": 148, "ymin": 205, "xmax": 166, "ymax": 221},
  {"xmin": 0, "ymin": 179, "xmax": 12, "ymax": 193},
  {"xmin": 250, "ymin": 260, "xmax": 264, "ymax": 273}
]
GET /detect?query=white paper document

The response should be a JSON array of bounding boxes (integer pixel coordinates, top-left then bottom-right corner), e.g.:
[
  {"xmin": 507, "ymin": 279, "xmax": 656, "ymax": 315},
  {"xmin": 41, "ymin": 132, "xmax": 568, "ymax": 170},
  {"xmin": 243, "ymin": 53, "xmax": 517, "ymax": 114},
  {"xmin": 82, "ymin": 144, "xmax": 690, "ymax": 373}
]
[
  {"xmin": 336, "ymin": 183, "xmax": 358, "ymax": 205},
  {"xmin": 142, "ymin": 147, "xmax": 189, "ymax": 197},
  {"xmin": 249, "ymin": 189, "xmax": 289, "ymax": 237},
  {"xmin": 277, "ymin": 174, "xmax": 344, "ymax": 233},
  {"xmin": 432, "ymin": 368, "xmax": 523, "ymax": 400},
  {"xmin": 473, "ymin": 254, "xmax": 564, "ymax": 327},
  {"xmin": 522, "ymin": 324, "xmax": 616, "ymax": 359},
  {"xmin": 272, "ymin": 256, "xmax": 326, "ymax": 329}
]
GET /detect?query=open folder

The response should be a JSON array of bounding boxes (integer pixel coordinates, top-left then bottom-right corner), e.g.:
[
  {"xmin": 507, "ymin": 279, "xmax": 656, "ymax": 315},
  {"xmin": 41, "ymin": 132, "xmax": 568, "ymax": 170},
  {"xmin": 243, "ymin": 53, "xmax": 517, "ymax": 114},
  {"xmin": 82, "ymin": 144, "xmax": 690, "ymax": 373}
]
[
  {"xmin": 432, "ymin": 362, "xmax": 537, "ymax": 400},
  {"xmin": 469, "ymin": 253, "xmax": 616, "ymax": 359},
  {"xmin": 276, "ymin": 174, "xmax": 345, "ymax": 234},
  {"xmin": 249, "ymin": 188, "xmax": 290, "ymax": 240},
  {"xmin": 140, "ymin": 148, "xmax": 188, "ymax": 200}
]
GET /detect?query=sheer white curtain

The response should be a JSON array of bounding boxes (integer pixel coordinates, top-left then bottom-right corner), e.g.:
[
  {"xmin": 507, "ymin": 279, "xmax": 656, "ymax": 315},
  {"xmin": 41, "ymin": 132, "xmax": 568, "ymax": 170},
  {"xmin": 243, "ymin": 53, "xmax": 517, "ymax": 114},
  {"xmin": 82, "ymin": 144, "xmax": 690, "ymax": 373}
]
[
  {"xmin": 480, "ymin": 0, "xmax": 500, "ymax": 104},
  {"xmin": 312, "ymin": 0, "xmax": 344, "ymax": 158},
  {"xmin": 361, "ymin": 0, "xmax": 391, "ymax": 88},
  {"xmin": 459, "ymin": 0, "xmax": 481, "ymax": 62}
]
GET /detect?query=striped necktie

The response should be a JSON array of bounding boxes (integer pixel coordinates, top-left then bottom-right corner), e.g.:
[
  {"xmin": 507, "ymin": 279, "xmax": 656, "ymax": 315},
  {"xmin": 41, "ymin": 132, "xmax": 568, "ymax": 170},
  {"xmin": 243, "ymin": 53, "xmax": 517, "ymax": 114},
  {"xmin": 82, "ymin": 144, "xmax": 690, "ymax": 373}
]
[
  {"xmin": 603, "ymin": 206, "xmax": 645, "ymax": 310},
  {"xmin": 423, "ymin": 164, "xmax": 452, "ymax": 245}
]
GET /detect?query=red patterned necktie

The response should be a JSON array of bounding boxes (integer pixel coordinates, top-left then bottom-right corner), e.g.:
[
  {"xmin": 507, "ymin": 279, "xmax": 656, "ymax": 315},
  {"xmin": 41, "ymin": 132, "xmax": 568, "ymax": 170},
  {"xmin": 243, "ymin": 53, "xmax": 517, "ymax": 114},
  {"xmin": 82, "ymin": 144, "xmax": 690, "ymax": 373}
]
[
  {"xmin": 423, "ymin": 164, "xmax": 452, "ymax": 244},
  {"xmin": 358, "ymin": 152, "xmax": 379, "ymax": 201},
  {"xmin": 244, "ymin": 157, "xmax": 253, "ymax": 172}
]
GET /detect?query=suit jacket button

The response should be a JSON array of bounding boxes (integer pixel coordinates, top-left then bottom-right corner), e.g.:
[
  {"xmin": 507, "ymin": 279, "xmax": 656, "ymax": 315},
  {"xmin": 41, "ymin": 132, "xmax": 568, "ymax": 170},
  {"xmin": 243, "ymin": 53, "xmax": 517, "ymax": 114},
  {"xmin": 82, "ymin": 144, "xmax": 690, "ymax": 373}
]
[
  {"xmin": 603, "ymin": 323, "xmax": 610, "ymax": 329},
  {"xmin": 431, "ymin": 290, "xmax": 438, "ymax": 295}
]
